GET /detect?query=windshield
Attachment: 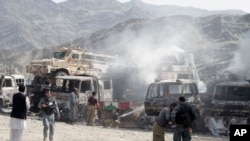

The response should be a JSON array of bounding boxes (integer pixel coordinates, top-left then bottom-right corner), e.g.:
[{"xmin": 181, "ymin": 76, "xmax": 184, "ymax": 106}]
[
  {"xmin": 53, "ymin": 51, "xmax": 68, "ymax": 59},
  {"xmin": 214, "ymin": 86, "xmax": 250, "ymax": 101},
  {"xmin": 146, "ymin": 83, "xmax": 197, "ymax": 99},
  {"xmin": 52, "ymin": 78, "xmax": 94, "ymax": 93},
  {"xmin": 52, "ymin": 79, "xmax": 80, "ymax": 93}
]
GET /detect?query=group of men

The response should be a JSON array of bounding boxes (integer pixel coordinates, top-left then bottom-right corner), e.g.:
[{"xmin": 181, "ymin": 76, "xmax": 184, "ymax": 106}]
[
  {"xmin": 153, "ymin": 96, "xmax": 197, "ymax": 141},
  {"xmin": 9, "ymin": 84, "xmax": 196, "ymax": 141},
  {"xmin": 9, "ymin": 84, "xmax": 99, "ymax": 141}
]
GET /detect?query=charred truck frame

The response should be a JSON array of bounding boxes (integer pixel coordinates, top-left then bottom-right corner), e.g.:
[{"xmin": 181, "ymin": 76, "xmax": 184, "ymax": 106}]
[
  {"xmin": 0, "ymin": 75, "xmax": 18, "ymax": 113},
  {"xmin": 144, "ymin": 79, "xmax": 205, "ymax": 132},
  {"xmin": 203, "ymin": 81, "xmax": 250, "ymax": 136}
]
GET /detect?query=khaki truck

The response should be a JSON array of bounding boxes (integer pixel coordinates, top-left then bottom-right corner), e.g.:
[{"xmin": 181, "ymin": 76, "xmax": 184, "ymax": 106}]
[{"xmin": 26, "ymin": 47, "xmax": 117, "ymax": 84}]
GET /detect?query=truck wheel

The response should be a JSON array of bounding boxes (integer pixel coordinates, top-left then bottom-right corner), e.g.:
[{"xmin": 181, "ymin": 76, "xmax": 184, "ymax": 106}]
[
  {"xmin": 55, "ymin": 71, "xmax": 68, "ymax": 77},
  {"xmin": 0, "ymin": 99, "xmax": 12, "ymax": 114}
]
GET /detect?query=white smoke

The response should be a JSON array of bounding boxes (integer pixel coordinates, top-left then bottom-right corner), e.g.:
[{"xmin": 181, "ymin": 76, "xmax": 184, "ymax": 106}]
[
  {"xmin": 130, "ymin": 45, "xmax": 185, "ymax": 83},
  {"xmin": 113, "ymin": 21, "xmax": 201, "ymax": 84},
  {"xmin": 227, "ymin": 31, "xmax": 250, "ymax": 80}
]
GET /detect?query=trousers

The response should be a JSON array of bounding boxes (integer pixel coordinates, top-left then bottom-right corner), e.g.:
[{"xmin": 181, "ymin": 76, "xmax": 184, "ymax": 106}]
[
  {"xmin": 43, "ymin": 113, "xmax": 55, "ymax": 140},
  {"xmin": 152, "ymin": 122, "xmax": 165, "ymax": 141},
  {"xmin": 86, "ymin": 105, "xmax": 97, "ymax": 126},
  {"xmin": 173, "ymin": 126, "xmax": 191, "ymax": 141},
  {"xmin": 10, "ymin": 129, "xmax": 24, "ymax": 141}
]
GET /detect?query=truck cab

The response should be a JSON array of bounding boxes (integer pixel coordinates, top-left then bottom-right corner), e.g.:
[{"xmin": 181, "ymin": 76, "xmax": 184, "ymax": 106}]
[
  {"xmin": 51, "ymin": 75, "xmax": 100, "ymax": 120},
  {"xmin": 204, "ymin": 81, "xmax": 250, "ymax": 136},
  {"xmin": 144, "ymin": 79, "xmax": 201, "ymax": 116},
  {"xmin": 0, "ymin": 75, "xmax": 18, "ymax": 113}
]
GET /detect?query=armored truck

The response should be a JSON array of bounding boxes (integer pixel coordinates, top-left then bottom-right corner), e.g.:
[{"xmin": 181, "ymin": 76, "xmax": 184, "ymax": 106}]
[{"xmin": 26, "ymin": 47, "xmax": 117, "ymax": 84}]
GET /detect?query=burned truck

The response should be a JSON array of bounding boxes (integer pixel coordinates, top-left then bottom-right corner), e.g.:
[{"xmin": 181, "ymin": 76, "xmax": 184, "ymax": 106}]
[
  {"xmin": 144, "ymin": 50, "xmax": 208, "ymax": 132},
  {"xmin": 144, "ymin": 79, "xmax": 205, "ymax": 132},
  {"xmin": 51, "ymin": 75, "xmax": 101, "ymax": 121},
  {"xmin": 203, "ymin": 81, "xmax": 250, "ymax": 136},
  {"xmin": 0, "ymin": 75, "xmax": 18, "ymax": 113}
]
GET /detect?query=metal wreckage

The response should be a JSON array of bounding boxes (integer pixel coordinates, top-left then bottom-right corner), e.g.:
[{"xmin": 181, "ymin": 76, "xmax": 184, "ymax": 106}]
[
  {"xmin": 25, "ymin": 47, "xmax": 146, "ymax": 128},
  {"xmin": 202, "ymin": 76, "xmax": 250, "ymax": 136},
  {"xmin": 0, "ymin": 68, "xmax": 26, "ymax": 114},
  {"xmin": 24, "ymin": 47, "xmax": 250, "ymax": 135}
]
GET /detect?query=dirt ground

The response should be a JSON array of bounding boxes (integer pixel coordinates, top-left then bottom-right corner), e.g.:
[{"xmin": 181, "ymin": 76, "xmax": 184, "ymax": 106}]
[{"xmin": 0, "ymin": 114, "xmax": 228, "ymax": 141}]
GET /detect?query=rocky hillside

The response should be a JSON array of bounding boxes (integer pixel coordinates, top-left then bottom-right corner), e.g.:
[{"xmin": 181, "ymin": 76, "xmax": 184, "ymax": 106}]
[{"xmin": 0, "ymin": 0, "xmax": 249, "ymax": 84}]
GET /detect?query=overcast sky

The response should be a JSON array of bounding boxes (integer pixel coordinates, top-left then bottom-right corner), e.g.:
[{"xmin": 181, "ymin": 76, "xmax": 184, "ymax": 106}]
[{"xmin": 52, "ymin": 0, "xmax": 250, "ymax": 13}]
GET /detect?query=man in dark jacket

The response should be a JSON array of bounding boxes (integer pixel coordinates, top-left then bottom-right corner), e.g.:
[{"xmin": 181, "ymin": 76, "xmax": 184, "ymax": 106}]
[
  {"xmin": 38, "ymin": 89, "xmax": 60, "ymax": 141},
  {"xmin": 9, "ymin": 84, "xmax": 30, "ymax": 141},
  {"xmin": 171, "ymin": 96, "xmax": 197, "ymax": 141}
]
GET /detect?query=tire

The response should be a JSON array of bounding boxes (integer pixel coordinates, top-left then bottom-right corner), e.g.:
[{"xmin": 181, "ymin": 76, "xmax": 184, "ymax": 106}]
[
  {"xmin": 54, "ymin": 71, "xmax": 68, "ymax": 77},
  {"xmin": 0, "ymin": 99, "xmax": 12, "ymax": 114},
  {"xmin": 54, "ymin": 71, "xmax": 68, "ymax": 86}
]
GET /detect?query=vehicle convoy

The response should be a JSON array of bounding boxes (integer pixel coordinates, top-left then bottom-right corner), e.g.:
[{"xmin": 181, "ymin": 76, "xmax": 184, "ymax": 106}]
[
  {"xmin": 0, "ymin": 75, "xmax": 18, "ymax": 113},
  {"xmin": 26, "ymin": 47, "xmax": 209, "ymax": 129},
  {"xmin": 203, "ymin": 81, "xmax": 250, "ymax": 136}
]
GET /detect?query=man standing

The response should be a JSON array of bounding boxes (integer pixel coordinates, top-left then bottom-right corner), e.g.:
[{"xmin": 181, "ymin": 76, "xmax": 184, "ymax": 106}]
[
  {"xmin": 9, "ymin": 84, "xmax": 30, "ymax": 141},
  {"xmin": 152, "ymin": 102, "xmax": 177, "ymax": 141},
  {"xmin": 86, "ymin": 91, "xmax": 99, "ymax": 126},
  {"xmin": 68, "ymin": 88, "xmax": 79, "ymax": 124},
  {"xmin": 38, "ymin": 89, "xmax": 60, "ymax": 141},
  {"xmin": 170, "ymin": 96, "xmax": 197, "ymax": 141}
]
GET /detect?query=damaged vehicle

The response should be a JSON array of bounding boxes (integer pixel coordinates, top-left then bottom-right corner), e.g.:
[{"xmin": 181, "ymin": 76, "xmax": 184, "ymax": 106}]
[
  {"xmin": 144, "ymin": 79, "xmax": 206, "ymax": 132},
  {"xmin": 51, "ymin": 75, "xmax": 101, "ymax": 121},
  {"xmin": 0, "ymin": 75, "xmax": 18, "ymax": 113},
  {"xmin": 204, "ymin": 81, "xmax": 250, "ymax": 136}
]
